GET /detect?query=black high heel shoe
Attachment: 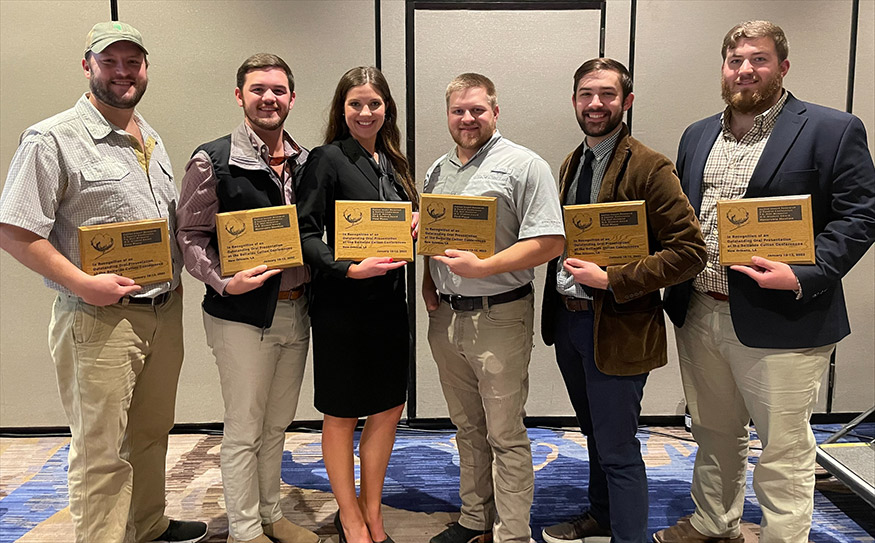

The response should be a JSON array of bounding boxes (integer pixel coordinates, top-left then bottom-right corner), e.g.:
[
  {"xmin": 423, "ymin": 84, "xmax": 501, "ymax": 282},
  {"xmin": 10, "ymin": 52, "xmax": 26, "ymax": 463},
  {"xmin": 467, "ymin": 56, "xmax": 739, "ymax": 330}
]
[{"xmin": 334, "ymin": 512, "xmax": 347, "ymax": 543}]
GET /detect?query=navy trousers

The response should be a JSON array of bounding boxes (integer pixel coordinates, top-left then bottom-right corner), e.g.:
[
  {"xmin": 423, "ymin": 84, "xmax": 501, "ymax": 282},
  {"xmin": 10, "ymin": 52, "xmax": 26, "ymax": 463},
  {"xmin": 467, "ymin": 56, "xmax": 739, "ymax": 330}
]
[{"xmin": 553, "ymin": 305, "xmax": 649, "ymax": 543}]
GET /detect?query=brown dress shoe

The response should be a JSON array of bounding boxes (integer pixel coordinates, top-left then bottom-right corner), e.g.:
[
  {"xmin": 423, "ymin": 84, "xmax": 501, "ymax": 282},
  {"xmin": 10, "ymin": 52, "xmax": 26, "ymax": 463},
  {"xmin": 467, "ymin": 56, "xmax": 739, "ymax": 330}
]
[
  {"xmin": 653, "ymin": 517, "xmax": 743, "ymax": 543},
  {"xmin": 262, "ymin": 517, "xmax": 320, "ymax": 543},
  {"xmin": 542, "ymin": 512, "xmax": 611, "ymax": 543}
]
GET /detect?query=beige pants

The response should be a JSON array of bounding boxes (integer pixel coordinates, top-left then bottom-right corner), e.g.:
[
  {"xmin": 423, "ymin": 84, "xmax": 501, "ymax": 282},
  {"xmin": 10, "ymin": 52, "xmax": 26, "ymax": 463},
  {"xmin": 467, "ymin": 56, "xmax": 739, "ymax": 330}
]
[
  {"xmin": 203, "ymin": 297, "xmax": 310, "ymax": 541},
  {"xmin": 676, "ymin": 291, "xmax": 832, "ymax": 543},
  {"xmin": 49, "ymin": 292, "xmax": 184, "ymax": 543},
  {"xmin": 427, "ymin": 294, "xmax": 535, "ymax": 543}
]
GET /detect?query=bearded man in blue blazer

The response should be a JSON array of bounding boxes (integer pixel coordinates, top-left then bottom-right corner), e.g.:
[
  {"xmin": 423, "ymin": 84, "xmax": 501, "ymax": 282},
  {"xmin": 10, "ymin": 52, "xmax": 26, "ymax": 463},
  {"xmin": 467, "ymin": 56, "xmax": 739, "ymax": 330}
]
[{"xmin": 657, "ymin": 20, "xmax": 875, "ymax": 543}]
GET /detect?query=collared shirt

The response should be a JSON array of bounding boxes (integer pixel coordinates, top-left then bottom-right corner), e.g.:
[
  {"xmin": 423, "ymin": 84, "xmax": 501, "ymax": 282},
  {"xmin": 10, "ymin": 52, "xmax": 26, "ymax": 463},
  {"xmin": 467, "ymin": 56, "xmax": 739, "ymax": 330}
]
[
  {"xmin": 556, "ymin": 129, "xmax": 623, "ymax": 299},
  {"xmin": 424, "ymin": 131, "xmax": 565, "ymax": 296},
  {"xmin": 0, "ymin": 93, "xmax": 182, "ymax": 297},
  {"xmin": 693, "ymin": 91, "xmax": 788, "ymax": 295},
  {"xmin": 176, "ymin": 122, "xmax": 310, "ymax": 295}
]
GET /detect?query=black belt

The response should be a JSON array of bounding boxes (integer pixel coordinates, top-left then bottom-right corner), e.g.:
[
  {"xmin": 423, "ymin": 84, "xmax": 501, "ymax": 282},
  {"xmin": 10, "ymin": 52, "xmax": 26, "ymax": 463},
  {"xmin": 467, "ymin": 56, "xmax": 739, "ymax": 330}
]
[
  {"xmin": 122, "ymin": 291, "xmax": 172, "ymax": 306},
  {"xmin": 439, "ymin": 283, "xmax": 532, "ymax": 312}
]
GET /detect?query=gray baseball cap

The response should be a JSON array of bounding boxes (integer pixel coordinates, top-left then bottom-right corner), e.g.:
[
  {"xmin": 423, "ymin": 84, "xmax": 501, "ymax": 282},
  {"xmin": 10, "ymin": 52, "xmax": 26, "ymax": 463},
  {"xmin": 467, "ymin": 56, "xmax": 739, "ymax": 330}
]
[{"xmin": 84, "ymin": 21, "xmax": 148, "ymax": 55}]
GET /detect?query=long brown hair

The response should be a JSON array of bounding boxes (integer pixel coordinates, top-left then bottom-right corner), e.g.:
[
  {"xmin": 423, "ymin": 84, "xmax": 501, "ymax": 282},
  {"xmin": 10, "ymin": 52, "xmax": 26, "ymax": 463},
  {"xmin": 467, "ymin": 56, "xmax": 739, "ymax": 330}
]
[{"xmin": 325, "ymin": 66, "xmax": 419, "ymax": 209}]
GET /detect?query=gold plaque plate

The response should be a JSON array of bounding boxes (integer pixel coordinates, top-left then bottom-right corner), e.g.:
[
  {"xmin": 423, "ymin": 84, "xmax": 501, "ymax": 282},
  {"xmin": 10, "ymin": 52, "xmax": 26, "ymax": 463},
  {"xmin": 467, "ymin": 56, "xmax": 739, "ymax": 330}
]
[
  {"xmin": 417, "ymin": 194, "xmax": 497, "ymax": 258},
  {"xmin": 334, "ymin": 201, "xmax": 413, "ymax": 262},
  {"xmin": 216, "ymin": 205, "xmax": 304, "ymax": 276},
  {"xmin": 717, "ymin": 195, "xmax": 815, "ymax": 266},
  {"xmin": 563, "ymin": 201, "xmax": 649, "ymax": 265},
  {"xmin": 78, "ymin": 218, "xmax": 173, "ymax": 285}
]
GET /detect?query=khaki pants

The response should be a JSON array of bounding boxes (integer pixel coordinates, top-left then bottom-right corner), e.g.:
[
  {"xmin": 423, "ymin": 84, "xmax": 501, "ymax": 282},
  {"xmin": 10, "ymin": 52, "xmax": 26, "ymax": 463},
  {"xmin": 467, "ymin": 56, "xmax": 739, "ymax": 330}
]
[
  {"xmin": 49, "ymin": 292, "xmax": 184, "ymax": 543},
  {"xmin": 203, "ymin": 297, "xmax": 309, "ymax": 541},
  {"xmin": 676, "ymin": 291, "xmax": 832, "ymax": 543},
  {"xmin": 427, "ymin": 294, "xmax": 535, "ymax": 543}
]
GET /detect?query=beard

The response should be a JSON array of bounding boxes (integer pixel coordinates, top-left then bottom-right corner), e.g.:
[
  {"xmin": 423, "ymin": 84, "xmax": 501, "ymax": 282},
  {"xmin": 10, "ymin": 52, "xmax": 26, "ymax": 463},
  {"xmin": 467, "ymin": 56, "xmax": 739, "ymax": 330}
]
[
  {"xmin": 576, "ymin": 107, "xmax": 624, "ymax": 138},
  {"xmin": 89, "ymin": 75, "xmax": 147, "ymax": 110},
  {"xmin": 721, "ymin": 72, "xmax": 783, "ymax": 115},
  {"xmin": 245, "ymin": 110, "xmax": 287, "ymax": 132},
  {"xmin": 242, "ymin": 101, "xmax": 288, "ymax": 132},
  {"xmin": 452, "ymin": 125, "xmax": 494, "ymax": 151}
]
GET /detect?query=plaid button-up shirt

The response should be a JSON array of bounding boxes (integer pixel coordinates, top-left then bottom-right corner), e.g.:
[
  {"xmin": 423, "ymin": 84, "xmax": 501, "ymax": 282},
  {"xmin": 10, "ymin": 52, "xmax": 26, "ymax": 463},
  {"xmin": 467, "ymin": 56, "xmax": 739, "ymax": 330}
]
[{"xmin": 693, "ymin": 91, "xmax": 788, "ymax": 295}]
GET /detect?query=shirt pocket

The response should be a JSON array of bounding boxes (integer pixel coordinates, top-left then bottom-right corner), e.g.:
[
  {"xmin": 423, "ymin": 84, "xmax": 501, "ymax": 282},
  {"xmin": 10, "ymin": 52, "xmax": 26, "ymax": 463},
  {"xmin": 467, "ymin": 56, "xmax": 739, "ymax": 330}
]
[
  {"xmin": 465, "ymin": 167, "xmax": 513, "ymax": 199},
  {"xmin": 76, "ymin": 161, "xmax": 131, "ymax": 223}
]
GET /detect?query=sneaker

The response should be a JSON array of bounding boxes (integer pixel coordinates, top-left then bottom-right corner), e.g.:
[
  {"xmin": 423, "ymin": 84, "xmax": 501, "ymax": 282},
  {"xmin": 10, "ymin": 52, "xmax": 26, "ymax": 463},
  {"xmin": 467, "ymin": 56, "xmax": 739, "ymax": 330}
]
[
  {"xmin": 653, "ymin": 517, "xmax": 742, "ymax": 543},
  {"xmin": 430, "ymin": 522, "xmax": 492, "ymax": 543},
  {"xmin": 151, "ymin": 519, "xmax": 208, "ymax": 543},
  {"xmin": 542, "ymin": 512, "xmax": 611, "ymax": 543}
]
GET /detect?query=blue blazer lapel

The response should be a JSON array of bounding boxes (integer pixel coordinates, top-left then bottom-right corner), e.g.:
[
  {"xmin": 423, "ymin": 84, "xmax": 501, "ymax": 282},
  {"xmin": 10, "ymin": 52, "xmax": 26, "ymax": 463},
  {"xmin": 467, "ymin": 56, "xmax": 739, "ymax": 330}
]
[
  {"xmin": 340, "ymin": 137, "xmax": 380, "ymax": 193},
  {"xmin": 687, "ymin": 116, "xmax": 721, "ymax": 214},
  {"xmin": 745, "ymin": 94, "xmax": 808, "ymax": 197}
]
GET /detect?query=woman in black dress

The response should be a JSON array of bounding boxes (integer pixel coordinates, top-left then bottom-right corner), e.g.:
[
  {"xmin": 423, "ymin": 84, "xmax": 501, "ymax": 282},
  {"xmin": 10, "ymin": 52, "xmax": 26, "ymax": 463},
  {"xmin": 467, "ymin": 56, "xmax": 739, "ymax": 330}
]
[{"xmin": 297, "ymin": 66, "xmax": 418, "ymax": 543}]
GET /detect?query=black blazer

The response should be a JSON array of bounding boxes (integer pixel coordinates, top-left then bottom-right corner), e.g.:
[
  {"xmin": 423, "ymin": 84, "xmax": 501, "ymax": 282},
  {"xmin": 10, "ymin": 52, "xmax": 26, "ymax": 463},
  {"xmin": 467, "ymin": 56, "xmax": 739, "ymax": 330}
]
[
  {"xmin": 664, "ymin": 93, "xmax": 875, "ymax": 349},
  {"xmin": 296, "ymin": 137, "xmax": 408, "ymax": 303}
]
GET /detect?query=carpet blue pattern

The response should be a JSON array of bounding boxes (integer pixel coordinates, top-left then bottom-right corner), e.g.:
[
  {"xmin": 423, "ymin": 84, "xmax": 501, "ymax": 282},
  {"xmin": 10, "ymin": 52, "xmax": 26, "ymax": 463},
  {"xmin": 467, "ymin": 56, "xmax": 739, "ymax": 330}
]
[{"xmin": 1, "ymin": 425, "xmax": 872, "ymax": 542}]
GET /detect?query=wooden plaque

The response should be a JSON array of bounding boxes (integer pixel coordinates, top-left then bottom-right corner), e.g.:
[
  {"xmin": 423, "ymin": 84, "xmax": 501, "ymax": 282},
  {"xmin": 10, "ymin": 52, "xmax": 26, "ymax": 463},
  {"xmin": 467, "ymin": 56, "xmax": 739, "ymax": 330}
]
[
  {"xmin": 216, "ymin": 205, "xmax": 304, "ymax": 276},
  {"xmin": 717, "ymin": 195, "xmax": 815, "ymax": 265},
  {"xmin": 417, "ymin": 193, "xmax": 497, "ymax": 258},
  {"xmin": 334, "ymin": 201, "xmax": 413, "ymax": 262},
  {"xmin": 78, "ymin": 218, "xmax": 173, "ymax": 285},
  {"xmin": 563, "ymin": 201, "xmax": 649, "ymax": 265}
]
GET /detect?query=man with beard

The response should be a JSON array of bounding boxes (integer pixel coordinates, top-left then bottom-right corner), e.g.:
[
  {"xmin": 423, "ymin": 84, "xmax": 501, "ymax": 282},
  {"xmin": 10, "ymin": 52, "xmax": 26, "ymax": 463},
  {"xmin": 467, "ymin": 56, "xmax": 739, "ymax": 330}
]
[
  {"xmin": 657, "ymin": 21, "xmax": 875, "ymax": 543},
  {"xmin": 176, "ymin": 54, "xmax": 318, "ymax": 543},
  {"xmin": 0, "ymin": 22, "xmax": 206, "ymax": 543},
  {"xmin": 422, "ymin": 73, "xmax": 565, "ymax": 543},
  {"xmin": 539, "ymin": 58, "xmax": 706, "ymax": 543}
]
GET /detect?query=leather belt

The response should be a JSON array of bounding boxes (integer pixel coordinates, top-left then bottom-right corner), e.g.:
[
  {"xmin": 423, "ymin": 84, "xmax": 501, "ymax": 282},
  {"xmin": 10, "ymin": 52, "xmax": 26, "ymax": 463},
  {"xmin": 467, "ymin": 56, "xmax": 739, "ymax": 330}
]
[
  {"xmin": 706, "ymin": 291, "xmax": 729, "ymax": 302},
  {"xmin": 122, "ymin": 291, "xmax": 171, "ymax": 306},
  {"xmin": 278, "ymin": 286, "xmax": 305, "ymax": 301},
  {"xmin": 439, "ymin": 283, "xmax": 532, "ymax": 312},
  {"xmin": 562, "ymin": 296, "xmax": 593, "ymax": 312}
]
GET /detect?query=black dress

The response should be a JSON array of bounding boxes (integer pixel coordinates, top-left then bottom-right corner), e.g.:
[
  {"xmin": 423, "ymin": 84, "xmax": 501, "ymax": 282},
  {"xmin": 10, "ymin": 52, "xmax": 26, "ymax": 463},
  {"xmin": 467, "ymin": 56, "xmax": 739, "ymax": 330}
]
[{"xmin": 296, "ymin": 137, "xmax": 410, "ymax": 417}]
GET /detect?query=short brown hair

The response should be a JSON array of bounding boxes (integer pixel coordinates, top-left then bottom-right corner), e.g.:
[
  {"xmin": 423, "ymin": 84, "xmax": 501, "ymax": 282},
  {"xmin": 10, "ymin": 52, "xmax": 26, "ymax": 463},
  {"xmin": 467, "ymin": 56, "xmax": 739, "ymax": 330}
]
[
  {"xmin": 572, "ymin": 58, "xmax": 633, "ymax": 100},
  {"xmin": 236, "ymin": 53, "xmax": 294, "ymax": 92},
  {"xmin": 445, "ymin": 73, "xmax": 497, "ymax": 109},
  {"xmin": 722, "ymin": 20, "xmax": 789, "ymax": 62}
]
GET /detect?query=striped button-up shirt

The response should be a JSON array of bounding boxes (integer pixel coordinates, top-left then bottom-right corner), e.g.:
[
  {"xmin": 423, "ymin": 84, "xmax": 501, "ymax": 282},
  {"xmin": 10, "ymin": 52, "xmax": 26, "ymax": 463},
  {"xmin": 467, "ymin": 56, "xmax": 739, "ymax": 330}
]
[
  {"xmin": 693, "ymin": 91, "xmax": 788, "ymax": 295},
  {"xmin": 0, "ymin": 93, "xmax": 182, "ymax": 297}
]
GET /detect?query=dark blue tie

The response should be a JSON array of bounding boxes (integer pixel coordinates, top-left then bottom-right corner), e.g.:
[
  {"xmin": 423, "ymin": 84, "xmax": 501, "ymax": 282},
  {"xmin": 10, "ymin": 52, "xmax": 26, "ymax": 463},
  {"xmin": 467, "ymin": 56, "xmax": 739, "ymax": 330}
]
[{"xmin": 574, "ymin": 149, "xmax": 595, "ymax": 205}]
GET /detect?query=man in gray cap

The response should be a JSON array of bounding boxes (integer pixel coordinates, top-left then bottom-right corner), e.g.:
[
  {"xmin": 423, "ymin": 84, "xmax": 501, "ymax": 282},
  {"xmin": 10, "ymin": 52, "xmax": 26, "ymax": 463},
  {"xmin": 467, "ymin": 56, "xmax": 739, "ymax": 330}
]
[{"xmin": 0, "ymin": 21, "xmax": 207, "ymax": 543}]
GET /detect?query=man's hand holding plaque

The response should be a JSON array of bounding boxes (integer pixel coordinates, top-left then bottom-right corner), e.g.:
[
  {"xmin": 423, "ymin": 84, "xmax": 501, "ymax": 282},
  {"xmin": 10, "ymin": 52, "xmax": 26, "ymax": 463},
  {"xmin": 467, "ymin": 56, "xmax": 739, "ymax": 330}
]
[
  {"xmin": 216, "ymin": 204, "xmax": 304, "ymax": 276},
  {"xmin": 563, "ymin": 201, "xmax": 649, "ymax": 266},
  {"xmin": 417, "ymin": 194, "xmax": 497, "ymax": 258},
  {"xmin": 78, "ymin": 217, "xmax": 174, "ymax": 286}
]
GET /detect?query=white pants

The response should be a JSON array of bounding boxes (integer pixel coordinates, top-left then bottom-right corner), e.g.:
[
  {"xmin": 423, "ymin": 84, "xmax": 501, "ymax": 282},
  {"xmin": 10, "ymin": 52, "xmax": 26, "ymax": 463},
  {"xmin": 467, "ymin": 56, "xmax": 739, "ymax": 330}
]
[
  {"xmin": 676, "ymin": 291, "xmax": 832, "ymax": 543},
  {"xmin": 203, "ymin": 297, "xmax": 310, "ymax": 541}
]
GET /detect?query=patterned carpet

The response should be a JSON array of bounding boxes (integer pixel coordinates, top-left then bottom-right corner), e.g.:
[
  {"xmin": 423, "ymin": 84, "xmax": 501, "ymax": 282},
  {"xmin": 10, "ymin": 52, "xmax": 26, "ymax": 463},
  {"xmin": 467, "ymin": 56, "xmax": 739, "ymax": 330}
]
[{"xmin": 1, "ymin": 425, "xmax": 872, "ymax": 542}]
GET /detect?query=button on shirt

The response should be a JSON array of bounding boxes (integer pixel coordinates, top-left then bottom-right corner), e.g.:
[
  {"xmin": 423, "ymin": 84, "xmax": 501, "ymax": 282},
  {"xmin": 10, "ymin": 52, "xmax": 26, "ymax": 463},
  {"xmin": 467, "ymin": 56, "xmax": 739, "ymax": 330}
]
[
  {"xmin": 694, "ymin": 91, "xmax": 788, "ymax": 295},
  {"xmin": 423, "ymin": 131, "xmax": 565, "ymax": 296},
  {"xmin": 176, "ymin": 122, "xmax": 310, "ymax": 295},
  {"xmin": 556, "ymin": 130, "xmax": 623, "ymax": 299},
  {"xmin": 0, "ymin": 93, "xmax": 182, "ymax": 297}
]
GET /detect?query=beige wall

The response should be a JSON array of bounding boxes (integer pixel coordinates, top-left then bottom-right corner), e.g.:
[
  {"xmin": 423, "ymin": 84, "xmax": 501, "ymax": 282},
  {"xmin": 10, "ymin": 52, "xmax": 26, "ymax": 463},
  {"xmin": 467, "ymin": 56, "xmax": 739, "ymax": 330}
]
[{"xmin": 1, "ymin": 0, "xmax": 872, "ymax": 427}]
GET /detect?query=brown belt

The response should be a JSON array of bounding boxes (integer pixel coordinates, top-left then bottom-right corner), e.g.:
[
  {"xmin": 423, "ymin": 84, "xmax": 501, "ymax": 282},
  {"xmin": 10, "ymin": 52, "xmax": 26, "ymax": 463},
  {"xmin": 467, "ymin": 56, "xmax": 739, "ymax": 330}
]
[
  {"xmin": 278, "ymin": 286, "xmax": 305, "ymax": 301},
  {"xmin": 563, "ymin": 296, "xmax": 593, "ymax": 312},
  {"xmin": 705, "ymin": 291, "xmax": 729, "ymax": 302}
]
